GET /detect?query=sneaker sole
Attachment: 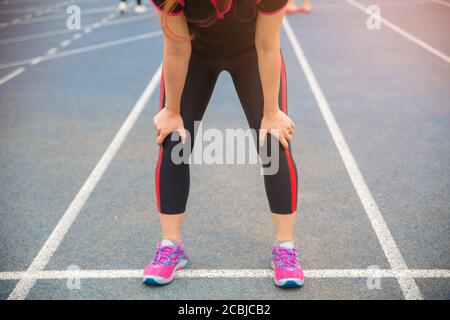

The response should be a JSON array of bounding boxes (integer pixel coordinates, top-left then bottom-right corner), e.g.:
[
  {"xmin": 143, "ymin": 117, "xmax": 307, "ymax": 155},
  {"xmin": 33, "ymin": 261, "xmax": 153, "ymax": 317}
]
[
  {"xmin": 143, "ymin": 259, "xmax": 188, "ymax": 286},
  {"xmin": 274, "ymin": 278, "xmax": 304, "ymax": 288}
]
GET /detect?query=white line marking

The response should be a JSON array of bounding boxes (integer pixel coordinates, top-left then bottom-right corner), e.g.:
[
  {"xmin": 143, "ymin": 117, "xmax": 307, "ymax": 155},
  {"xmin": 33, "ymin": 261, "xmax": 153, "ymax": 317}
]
[
  {"xmin": 72, "ymin": 33, "xmax": 82, "ymax": 40},
  {"xmin": 0, "ymin": 0, "xmax": 75, "ymax": 29},
  {"xmin": 46, "ymin": 47, "xmax": 58, "ymax": 56},
  {"xmin": 283, "ymin": 18, "xmax": 423, "ymax": 300},
  {"xmin": 1, "ymin": 269, "xmax": 449, "ymax": 281},
  {"xmin": 345, "ymin": 0, "xmax": 450, "ymax": 65},
  {"xmin": 0, "ymin": 14, "xmax": 154, "ymax": 45},
  {"xmin": 2, "ymin": 12, "xmax": 63, "ymax": 26},
  {"xmin": 48, "ymin": 32, "xmax": 162, "ymax": 60},
  {"xmin": 431, "ymin": 0, "xmax": 450, "ymax": 7},
  {"xmin": 0, "ymin": 30, "xmax": 74, "ymax": 45},
  {"xmin": 0, "ymin": 67, "xmax": 25, "ymax": 86},
  {"xmin": 60, "ymin": 39, "xmax": 71, "ymax": 47},
  {"xmin": 0, "ymin": 31, "xmax": 162, "ymax": 70},
  {"xmin": 7, "ymin": 63, "xmax": 163, "ymax": 300},
  {"xmin": 29, "ymin": 57, "xmax": 42, "ymax": 65},
  {"xmin": 2, "ymin": 6, "xmax": 124, "ymax": 27}
]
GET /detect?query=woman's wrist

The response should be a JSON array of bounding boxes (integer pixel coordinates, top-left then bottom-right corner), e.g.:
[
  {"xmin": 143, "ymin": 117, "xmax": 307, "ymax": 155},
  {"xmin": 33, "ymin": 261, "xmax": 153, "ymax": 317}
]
[
  {"xmin": 263, "ymin": 106, "xmax": 279, "ymax": 118},
  {"xmin": 164, "ymin": 105, "xmax": 181, "ymax": 114}
]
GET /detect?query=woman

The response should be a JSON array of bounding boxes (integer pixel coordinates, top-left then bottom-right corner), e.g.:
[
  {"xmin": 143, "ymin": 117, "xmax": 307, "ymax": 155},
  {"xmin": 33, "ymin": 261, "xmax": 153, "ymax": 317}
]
[{"xmin": 143, "ymin": 0, "xmax": 304, "ymax": 288}]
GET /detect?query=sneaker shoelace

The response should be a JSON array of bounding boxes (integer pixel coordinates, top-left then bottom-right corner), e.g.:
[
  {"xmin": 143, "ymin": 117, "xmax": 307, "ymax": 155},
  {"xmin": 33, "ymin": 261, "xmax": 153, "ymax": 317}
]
[
  {"xmin": 151, "ymin": 245, "xmax": 177, "ymax": 267},
  {"xmin": 275, "ymin": 247, "xmax": 299, "ymax": 270}
]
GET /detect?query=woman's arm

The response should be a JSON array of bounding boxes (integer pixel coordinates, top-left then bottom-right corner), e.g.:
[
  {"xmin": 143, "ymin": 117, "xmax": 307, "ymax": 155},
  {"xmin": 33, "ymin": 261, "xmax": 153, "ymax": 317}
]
[
  {"xmin": 162, "ymin": 14, "xmax": 191, "ymax": 113},
  {"xmin": 255, "ymin": 10, "xmax": 284, "ymax": 117},
  {"xmin": 154, "ymin": 13, "xmax": 191, "ymax": 146},
  {"xmin": 255, "ymin": 9, "xmax": 295, "ymax": 150}
]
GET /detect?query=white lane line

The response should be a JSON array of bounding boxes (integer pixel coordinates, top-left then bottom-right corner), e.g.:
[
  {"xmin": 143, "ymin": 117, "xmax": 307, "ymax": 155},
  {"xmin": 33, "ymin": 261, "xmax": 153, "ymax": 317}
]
[
  {"xmin": 2, "ymin": 5, "xmax": 122, "ymax": 27},
  {"xmin": 0, "ymin": 5, "xmax": 122, "ymax": 76},
  {"xmin": 0, "ymin": 5, "xmax": 52, "ymax": 14},
  {"xmin": 60, "ymin": 39, "xmax": 71, "ymax": 47},
  {"xmin": 0, "ymin": 67, "xmax": 25, "ymax": 86},
  {"xmin": 0, "ymin": 31, "xmax": 162, "ymax": 70},
  {"xmin": 345, "ymin": 0, "xmax": 450, "ymax": 65},
  {"xmin": 46, "ymin": 47, "xmax": 58, "ymax": 56},
  {"xmin": 0, "ymin": 0, "xmax": 99, "ymax": 7},
  {"xmin": 0, "ymin": 0, "xmax": 75, "ymax": 30},
  {"xmin": 431, "ymin": 0, "xmax": 450, "ymax": 7},
  {"xmin": 283, "ymin": 18, "xmax": 422, "ymax": 300},
  {"xmin": 0, "ymin": 28, "xmax": 75, "ymax": 45},
  {"xmin": 0, "ymin": 14, "xmax": 155, "ymax": 45},
  {"xmin": 7, "ymin": 63, "xmax": 163, "ymax": 300},
  {"xmin": 49, "ymin": 31, "xmax": 161, "ymax": 59},
  {"xmin": 29, "ymin": 57, "xmax": 42, "ymax": 65},
  {"xmin": 1, "ymin": 269, "xmax": 450, "ymax": 280}
]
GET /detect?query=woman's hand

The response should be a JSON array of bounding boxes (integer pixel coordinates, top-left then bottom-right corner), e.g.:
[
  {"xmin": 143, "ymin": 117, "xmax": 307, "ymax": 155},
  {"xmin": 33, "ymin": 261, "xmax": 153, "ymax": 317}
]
[
  {"xmin": 153, "ymin": 108, "xmax": 187, "ymax": 146},
  {"xmin": 259, "ymin": 110, "xmax": 295, "ymax": 150}
]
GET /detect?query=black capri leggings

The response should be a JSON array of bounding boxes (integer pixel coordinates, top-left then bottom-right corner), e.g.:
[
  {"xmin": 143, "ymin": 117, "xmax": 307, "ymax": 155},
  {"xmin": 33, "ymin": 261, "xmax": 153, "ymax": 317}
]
[{"xmin": 155, "ymin": 50, "xmax": 298, "ymax": 215}]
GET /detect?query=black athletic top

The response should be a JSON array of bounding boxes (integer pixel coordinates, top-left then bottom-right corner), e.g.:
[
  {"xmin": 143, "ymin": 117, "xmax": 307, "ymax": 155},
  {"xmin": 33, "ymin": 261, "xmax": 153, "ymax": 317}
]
[{"xmin": 150, "ymin": 0, "xmax": 288, "ymax": 56}]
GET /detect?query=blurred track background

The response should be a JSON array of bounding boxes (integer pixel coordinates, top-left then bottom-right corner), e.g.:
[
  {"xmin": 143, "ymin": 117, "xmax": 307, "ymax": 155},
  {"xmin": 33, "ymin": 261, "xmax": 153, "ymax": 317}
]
[{"xmin": 0, "ymin": 0, "xmax": 449, "ymax": 299}]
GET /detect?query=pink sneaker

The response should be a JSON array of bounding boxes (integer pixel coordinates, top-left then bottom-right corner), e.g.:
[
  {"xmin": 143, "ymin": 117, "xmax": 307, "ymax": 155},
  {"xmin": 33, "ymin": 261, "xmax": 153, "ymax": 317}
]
[
  {"xmin": 143, "ymin": 239, "xmax": 188, "ymax": 285},
  {"xmin": 271, "ymin": 241, "xmax": 304, "ymax": 288}
]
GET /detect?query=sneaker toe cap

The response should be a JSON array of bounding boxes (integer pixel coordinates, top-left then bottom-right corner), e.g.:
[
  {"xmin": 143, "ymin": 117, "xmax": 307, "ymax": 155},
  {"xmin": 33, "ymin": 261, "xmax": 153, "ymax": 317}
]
[
  {"xmin": 143, "ymin": 265, "xmax": 175, "ymax": 278},
  {"xmin": 274, "ymin": 267, "xmax": 304, "ymax": 281}
]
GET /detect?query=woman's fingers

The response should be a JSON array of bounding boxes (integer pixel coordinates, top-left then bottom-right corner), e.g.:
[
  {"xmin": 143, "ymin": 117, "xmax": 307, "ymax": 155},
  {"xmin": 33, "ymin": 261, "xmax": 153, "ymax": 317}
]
[
  {"xmin": 259, "ymin": 112, "xmax": 295, "ymax": 150},
  {"xmin": 177, "ymin": 127, "xmax": 187, "ymax": 144},
  {"xmin": 156, "ymin": 127, "xmax": 186, "ymax": 146},
  {"xmin": 285, "ymin": 132, "xmax": 293, "ymax": 143},
  {"xmin": 259, "ymin": 128, "xmax": 268, "ymax": 147},
  {"xmin": 156, "ymin": 132, "xmax": 168, "ymax": 146},
  {"xmin": 259, "ymin": 128, "xmax": 292, "ymax": 150},
  {"xmin": 280, "ymin": 137, "xmax": 289, "ymax": 150}
]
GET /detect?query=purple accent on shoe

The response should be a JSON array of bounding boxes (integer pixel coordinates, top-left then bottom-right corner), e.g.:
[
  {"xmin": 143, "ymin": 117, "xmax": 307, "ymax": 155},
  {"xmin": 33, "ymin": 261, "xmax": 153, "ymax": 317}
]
[
  {"xmin": 143, "ymin": 240, "xmax": 188, "ymax": 285},
  {"xmin": 272, "ymin": 243, "xmax": 304, "ymax": 288}
]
